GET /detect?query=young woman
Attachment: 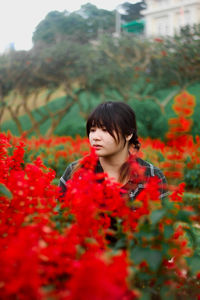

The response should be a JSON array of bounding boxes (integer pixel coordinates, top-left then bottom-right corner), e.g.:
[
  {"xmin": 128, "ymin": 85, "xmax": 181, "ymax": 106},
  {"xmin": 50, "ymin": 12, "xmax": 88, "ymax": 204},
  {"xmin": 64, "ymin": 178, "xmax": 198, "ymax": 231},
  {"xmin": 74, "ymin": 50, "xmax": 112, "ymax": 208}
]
[{"xmin": 59, "ymin": 101, "xmax": 168, "ymax": 201}]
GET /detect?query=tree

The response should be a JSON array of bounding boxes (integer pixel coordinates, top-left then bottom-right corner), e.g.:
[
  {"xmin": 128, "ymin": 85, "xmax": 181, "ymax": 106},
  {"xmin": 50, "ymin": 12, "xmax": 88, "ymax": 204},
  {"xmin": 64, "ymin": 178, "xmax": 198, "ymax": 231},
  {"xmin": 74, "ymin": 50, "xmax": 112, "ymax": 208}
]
[
  {"xmin": 33, "ymin": 10, "xmax": 90, "ymax": 45},
  {"xmin": 0, "ymin": 54, "xmax": 15, "ymax": 131},
  {"xmin": 0, "ymin": 51, "xmax": 36, "ymax": 135},
  {"xmin": 31, "ymin": 40, "xmax": 94, "ymax": 136},
  {"xmin": 149, "ymin": 25, "xmax": 200, "ymax": 89},
  {"xmin": 2, "ymin": 23, "xmax": 200, "ymax": 138},
  {"xmin": 121, "ymin": 1, "xmax": 146, "ymax": 22},
  {"xmin": 32, "ymin": 5, "xmax": 115, "ymax": 46},
  {"xmin": 79, "ymin": 3, "xmax": 115, "ymax": 37},
  {"xmin": 1, "ymin": 35, "xmax": 153, "ymax": 136}
]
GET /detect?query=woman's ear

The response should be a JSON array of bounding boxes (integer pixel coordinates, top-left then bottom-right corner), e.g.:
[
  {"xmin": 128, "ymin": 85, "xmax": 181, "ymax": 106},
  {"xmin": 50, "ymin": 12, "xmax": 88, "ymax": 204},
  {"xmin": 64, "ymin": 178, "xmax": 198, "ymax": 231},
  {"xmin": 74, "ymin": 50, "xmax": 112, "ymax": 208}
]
[{"xmin": 126, "ymin": 134, "xmax": 133, "ymax": 142}]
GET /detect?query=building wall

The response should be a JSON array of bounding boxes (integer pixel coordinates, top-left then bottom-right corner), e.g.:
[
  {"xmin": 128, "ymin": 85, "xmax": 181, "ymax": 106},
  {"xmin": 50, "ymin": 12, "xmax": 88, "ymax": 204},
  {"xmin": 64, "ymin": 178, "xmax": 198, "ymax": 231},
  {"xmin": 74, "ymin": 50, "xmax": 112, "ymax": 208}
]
[{"xmin": 142, "ymin": 0, "xmax": 200, "ymax": 36}]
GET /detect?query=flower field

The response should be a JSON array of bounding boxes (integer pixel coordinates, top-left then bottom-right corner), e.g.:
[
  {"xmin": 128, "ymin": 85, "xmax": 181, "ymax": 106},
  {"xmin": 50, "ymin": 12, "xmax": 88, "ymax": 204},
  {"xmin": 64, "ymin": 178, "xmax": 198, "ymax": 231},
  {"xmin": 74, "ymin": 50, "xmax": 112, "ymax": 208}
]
[{"xmin": 1, "ymin": 91, "xmax": 200, "ymax": 299}]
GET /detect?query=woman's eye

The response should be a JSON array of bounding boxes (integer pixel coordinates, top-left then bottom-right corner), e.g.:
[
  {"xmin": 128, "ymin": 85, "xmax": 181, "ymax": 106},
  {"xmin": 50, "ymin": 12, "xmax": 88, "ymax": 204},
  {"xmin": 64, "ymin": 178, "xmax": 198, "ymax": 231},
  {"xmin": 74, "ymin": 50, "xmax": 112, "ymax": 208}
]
[
  {"xmin": 102, "ymin": 127, "xmax": 107, "ymax": 132},
  {"xmin": 90, "ymin": 128, "xmax": 96, "ymax": 132}
]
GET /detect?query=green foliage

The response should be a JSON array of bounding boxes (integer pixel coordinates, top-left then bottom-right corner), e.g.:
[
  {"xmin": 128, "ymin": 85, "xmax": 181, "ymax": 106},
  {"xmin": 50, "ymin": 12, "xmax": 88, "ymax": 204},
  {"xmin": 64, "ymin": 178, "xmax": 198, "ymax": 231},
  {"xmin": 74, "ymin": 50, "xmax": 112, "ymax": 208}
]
[
  {"xmin": 152, "ymin": 83, "xmax": 200, "ymax": 139},
  {"xmin": 183, "ymin": 192, "xmax": 200, "ymax": 204},
  {"xmin": 130, "ymin": 245, "xmax": 162, "ymax": 271},
  {"xmin": 184, "ymin": 165, "xmax": 200, "ymax": 189},
  {"xmin": 129, "ymin": 99, "xmax": 168, "ymax": 139},
  {"xmin": 0, "ymin": 183, "xmax": 12, "ymax": 199},
  {"xmin": 189, "ymin": 84, "xmax": 200, "ymax": 137},
  {"xmin": 33, "ymin": 11, "xmax": 88, "ymax": 44},
  {"xmin": 186, "ymin": 254, "xmax": 200, "ymax": 274},
  {"xmin": 2, "ymin": 83, "xmax": 200, "ymax": 141},
  {"xmin": 126, "ymin": 195, "xmax": 200, "ymax": 298},
  {"xmin": 1, "ymin": 96, "xmax": 68, "ymax": 136},
  {"xmin": 1, "ymin": 114, "xmax": 31, "ymax": 136},
  {"xmin": 1, "ymin": 20, "xmax": 200, "ymax": 140},
  {"xmin": 0, "ymin": 54, "xmax": 14, "ymax": 97},
  {"xmin": 54, "ymin": 103, "xmax": 86, "ymax": 137},
  {"xmin": 149, "ymin": 25, "xmax": 200, "ymax": 89},
  {"xmin": 150, "ymin": 209, "xmax": 166, "ymax": 225},
  {"xmin": 121, "ymin": 0, "xmax": 146, "ymax": 22},
  {"xmin": 33, "ymin": 5, "xmax": 115, "ymax": 45},
  {"xmin": 80, "ymin": 3, "xmax": 115, "ymax": 35}
]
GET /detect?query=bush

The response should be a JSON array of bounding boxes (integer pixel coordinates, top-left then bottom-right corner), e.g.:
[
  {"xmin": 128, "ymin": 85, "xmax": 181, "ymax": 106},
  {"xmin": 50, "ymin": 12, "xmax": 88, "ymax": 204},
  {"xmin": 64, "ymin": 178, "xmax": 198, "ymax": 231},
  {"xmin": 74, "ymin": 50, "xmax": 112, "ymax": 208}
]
[
  {"xmin": 184, "ymin": 165, "xmax": 200, "ymax": 190},
  {"xmin": 129, "ymin": 99, "xmax": 168, "ymax": 140}
]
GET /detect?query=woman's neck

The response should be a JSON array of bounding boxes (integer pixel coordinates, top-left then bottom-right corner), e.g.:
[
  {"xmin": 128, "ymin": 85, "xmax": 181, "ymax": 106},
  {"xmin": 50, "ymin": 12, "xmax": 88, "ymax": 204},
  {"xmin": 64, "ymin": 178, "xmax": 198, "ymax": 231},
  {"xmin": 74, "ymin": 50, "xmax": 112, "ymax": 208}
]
[{"xmin": 99, "ymin": 150, "xmax": 129, "ymax": 183}]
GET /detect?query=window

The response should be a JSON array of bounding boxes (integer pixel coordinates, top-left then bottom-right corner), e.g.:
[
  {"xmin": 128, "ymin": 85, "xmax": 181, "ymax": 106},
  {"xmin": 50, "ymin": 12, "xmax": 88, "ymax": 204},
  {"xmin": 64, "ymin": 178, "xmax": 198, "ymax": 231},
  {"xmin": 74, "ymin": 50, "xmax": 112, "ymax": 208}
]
[
  {"xmin": 155, "ymin": 15, "xmax": 169, "ymax": 36},
  {"xmin": 184, "ymin": 10, "xmax": 191, "ymax": 26}
]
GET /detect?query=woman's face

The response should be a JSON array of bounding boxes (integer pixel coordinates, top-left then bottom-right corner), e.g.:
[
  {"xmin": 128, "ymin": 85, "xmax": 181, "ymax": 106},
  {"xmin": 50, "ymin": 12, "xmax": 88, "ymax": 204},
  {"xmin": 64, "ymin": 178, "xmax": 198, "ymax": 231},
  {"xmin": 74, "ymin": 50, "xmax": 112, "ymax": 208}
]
[{"xmin": 89, "ymin": 126, "xmax": 127, "ymax": 158}]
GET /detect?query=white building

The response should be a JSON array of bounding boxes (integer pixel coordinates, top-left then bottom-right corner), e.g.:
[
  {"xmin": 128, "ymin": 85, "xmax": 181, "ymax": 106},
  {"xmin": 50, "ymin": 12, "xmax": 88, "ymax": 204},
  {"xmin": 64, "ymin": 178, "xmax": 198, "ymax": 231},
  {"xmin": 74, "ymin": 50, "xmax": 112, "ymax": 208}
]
[{"xmin": 142, "ymin": 0, "xmax": 200, "ymax": 36}]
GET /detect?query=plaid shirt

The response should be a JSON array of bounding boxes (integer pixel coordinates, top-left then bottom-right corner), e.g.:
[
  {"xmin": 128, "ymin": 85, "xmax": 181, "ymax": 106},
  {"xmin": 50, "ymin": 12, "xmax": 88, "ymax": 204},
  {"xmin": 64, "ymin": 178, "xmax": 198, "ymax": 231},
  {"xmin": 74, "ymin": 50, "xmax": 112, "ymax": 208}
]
[{"xmin": 59, "ymin": 157, "xmax": 168, "ymax": 201}]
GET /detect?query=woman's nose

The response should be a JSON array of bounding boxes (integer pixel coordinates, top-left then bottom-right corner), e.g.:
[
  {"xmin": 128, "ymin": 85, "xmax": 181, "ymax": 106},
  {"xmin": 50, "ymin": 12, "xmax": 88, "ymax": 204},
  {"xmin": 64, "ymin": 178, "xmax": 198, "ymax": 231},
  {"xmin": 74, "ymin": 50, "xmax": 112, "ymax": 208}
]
[
  {"xmin": 93, "ymin": 134, "xmax": 100, "ymax": 141},
  {"xmin": 93, "ymin": 129, "xmax": 101, "ymax": 141}
]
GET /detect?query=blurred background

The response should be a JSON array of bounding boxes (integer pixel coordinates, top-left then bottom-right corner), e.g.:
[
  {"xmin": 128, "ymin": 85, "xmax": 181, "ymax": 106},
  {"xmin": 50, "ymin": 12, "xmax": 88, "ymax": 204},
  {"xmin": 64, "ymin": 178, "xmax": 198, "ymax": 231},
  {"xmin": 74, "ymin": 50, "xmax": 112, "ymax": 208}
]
[{"xmin": 0, "ymin": 0, "xmax": 200, "ymax": 140}]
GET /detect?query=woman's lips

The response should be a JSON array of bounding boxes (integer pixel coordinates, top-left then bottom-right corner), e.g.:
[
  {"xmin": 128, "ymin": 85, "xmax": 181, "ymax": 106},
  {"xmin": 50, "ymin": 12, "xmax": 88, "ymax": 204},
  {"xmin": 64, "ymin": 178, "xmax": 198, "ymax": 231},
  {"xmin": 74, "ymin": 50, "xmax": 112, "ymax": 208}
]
[{"xmin": 93, "ymin": 144, "xmax": 102, "ymax": 149}]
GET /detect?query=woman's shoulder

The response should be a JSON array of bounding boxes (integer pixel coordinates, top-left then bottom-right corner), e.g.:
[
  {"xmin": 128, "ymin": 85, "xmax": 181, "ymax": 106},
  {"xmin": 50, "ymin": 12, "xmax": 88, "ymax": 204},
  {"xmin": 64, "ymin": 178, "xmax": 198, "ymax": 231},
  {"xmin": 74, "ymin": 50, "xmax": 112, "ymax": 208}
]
[
  {"xmin": 61, "ymin": 160, "xmax": 80, "ymax": 183},
  {"xmin": 135, "ymin": 157, "xmax": 169, "ymax": 201},
  {"xmin": 136, "ymin": 157, "xmax": 166, "ymax": 180}
]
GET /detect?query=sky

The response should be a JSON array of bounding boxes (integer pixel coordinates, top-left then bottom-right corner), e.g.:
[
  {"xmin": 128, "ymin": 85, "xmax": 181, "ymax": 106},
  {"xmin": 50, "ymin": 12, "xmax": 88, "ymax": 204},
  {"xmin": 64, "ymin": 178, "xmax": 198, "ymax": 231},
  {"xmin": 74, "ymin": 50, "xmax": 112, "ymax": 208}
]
[{"xmin": 0, "ymin": 0, "xmax": 139, "ymax": 53}]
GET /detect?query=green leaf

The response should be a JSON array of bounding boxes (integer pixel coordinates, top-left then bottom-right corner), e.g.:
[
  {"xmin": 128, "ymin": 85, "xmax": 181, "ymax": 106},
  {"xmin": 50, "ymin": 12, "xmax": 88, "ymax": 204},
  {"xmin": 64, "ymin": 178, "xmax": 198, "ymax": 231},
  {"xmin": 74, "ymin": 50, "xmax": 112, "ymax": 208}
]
[
  {"xmin": 137, "ymin": 272, "xmax": 152, "ymax": 281},
  {"xmin": 146, "ymin": 249, "xmax": 162, "ymax": 271},
  {"xmin": 150, "ymin": 209, "xmax": 165, "ymax": 225},
  {"xmin": 140, "ymin": 291, "xmax": 151, "ymax": 300},
  {"xmin": 160, "ymin": 286, "xmax": 176, "ymax": 300},
  {"xmin": 113, "ymin": 237, "xmax": 126, "ymax": 250},
  {"xmin": 164, "ymin": 225, "xmax": 174, "ymax": 239},
  {"xmin": 163, "ymin": 199, "xmax": 174, "ymax": 211},
  {"xmin": 177, "ymin": 210, "xmax": 194, "ymax": 222},
  {"xmin": 186, "ymin": 254, "xmax": 200, "ymax": 274},
  {"xmin": 130, "ymin": 246, "xmax": 162, "ymax": 271},
  {"xmin": 130, "ymin": 245, "xmax": 148, "ymax": 264},
  {"xmin": 136, "ymin": 228, "xmax": 159, "ymax": 240},
  {"xmin": 185, "ymin": 227, "xmax": 198, "ymax": 249},
  {"xmin": 0, "ymin": 183, "xmax": 12, "ymax": 199}
]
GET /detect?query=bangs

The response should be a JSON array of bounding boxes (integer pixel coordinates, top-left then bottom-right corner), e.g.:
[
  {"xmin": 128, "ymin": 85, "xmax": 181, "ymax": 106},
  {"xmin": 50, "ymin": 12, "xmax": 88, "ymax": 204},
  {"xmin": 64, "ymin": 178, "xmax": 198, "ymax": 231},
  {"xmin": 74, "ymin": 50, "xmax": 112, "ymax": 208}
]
[
  {"xmin": 86, "ymin": 101, "xmax": 140, "ymax": 150},
  {"xmin": 86, "ymin": 104, "xmax": 120, "ymax": 142}
]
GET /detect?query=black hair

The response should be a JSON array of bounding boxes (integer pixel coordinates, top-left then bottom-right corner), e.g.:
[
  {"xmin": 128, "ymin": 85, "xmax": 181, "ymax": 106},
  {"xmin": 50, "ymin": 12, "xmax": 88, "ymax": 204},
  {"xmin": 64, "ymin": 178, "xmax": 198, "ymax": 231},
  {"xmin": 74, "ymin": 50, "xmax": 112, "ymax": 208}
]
[{"xmin": 86, "ymin": 101, "xmax": 140, "ymax": 151}]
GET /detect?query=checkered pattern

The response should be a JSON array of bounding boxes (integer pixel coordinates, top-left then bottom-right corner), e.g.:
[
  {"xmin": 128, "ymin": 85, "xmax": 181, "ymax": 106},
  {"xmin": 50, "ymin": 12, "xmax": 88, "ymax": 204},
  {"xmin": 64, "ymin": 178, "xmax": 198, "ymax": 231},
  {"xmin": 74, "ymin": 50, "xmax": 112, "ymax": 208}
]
[
  {"xmin": 126, "ymin": 157, "xmax": 169, "ymax": 201},
  {"xmin": 59, "ymin": 158, "xmax": 169, "ymax": 201}
]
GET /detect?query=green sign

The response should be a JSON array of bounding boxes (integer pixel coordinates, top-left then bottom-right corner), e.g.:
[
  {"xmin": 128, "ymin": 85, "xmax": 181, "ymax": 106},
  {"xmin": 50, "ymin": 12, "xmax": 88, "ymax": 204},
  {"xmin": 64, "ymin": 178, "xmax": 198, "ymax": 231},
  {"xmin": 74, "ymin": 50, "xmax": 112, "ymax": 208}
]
[{"xmin": 122, "ymin": 19, "xmax": 145, "ymax": 34}]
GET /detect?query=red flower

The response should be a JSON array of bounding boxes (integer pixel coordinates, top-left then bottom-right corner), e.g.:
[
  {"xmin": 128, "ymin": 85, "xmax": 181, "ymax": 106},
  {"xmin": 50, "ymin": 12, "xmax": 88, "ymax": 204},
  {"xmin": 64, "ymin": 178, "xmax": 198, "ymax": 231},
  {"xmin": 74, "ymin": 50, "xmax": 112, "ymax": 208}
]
[{"xmin": 66, "ymin": 251, "xmax": 136, "ymax": 300}]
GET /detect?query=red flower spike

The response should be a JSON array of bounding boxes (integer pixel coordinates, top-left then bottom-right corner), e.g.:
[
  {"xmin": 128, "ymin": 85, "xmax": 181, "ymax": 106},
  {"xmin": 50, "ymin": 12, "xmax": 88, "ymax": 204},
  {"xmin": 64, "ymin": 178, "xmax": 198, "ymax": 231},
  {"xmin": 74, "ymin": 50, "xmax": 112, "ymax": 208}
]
[{"xmin": 0, "ymin": 121, "xmax": 199, "ymax": 299}]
